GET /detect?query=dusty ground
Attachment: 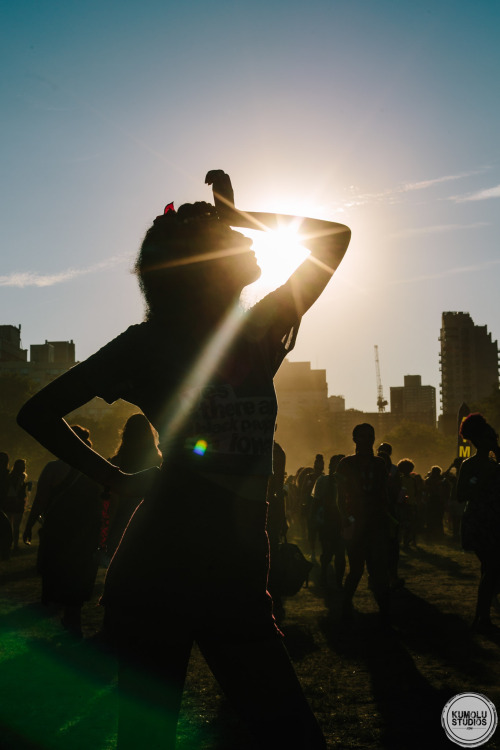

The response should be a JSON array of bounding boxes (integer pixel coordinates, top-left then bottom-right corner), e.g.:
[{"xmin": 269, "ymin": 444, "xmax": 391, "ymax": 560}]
[{"xmin": 0, "ymin": 533, "xmax": 499, "ymax": 749}]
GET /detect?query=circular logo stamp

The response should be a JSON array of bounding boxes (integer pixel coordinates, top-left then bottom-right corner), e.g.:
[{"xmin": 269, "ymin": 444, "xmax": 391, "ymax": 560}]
[{"xmin": 442, "ymin": 693, "xmax": 497, "ymax": 747}]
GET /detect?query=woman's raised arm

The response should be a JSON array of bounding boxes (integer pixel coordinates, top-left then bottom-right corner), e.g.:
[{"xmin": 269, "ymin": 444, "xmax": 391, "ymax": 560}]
[
  {"xmin": 17, "ymin": 368, "xmax": 158, "ymax": 495},
  {"xmin": 206, "ymin": 169, "xmax": 351, "ymax": 315},
  {"xmin": 18, "ymin": 368, "xmax": 120, "ymax": 486}
]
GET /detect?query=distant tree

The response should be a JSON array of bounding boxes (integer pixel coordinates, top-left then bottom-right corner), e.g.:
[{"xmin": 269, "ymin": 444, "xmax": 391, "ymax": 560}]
[
  {"xmin": 380, "ymin": 420, "xmax": 455, "ymax": 476},
  {"xmin": 0, "ymin": 372, "xmax": 53, "ymax": 479},
  {"xmin": 0, "ymin": 372, "xmax": 35, "ymax": 416},
  {"xmin": 470, "ymin": 388, "xmax": 500, "ymax": 434}
]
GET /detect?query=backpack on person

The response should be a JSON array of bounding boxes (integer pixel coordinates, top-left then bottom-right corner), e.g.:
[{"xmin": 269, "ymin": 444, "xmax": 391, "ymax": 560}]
[{"xmin": 273, "ymin": 540, "xmax": 313, "ymax": 596}]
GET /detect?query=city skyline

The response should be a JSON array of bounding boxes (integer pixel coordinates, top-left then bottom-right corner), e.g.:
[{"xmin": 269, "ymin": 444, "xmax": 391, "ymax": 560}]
[
  {"xmin": 4, "ymin": 309, "xmax": 497, "ymax": 421},
  {"xmin": 1, "ymin": 1, "xmax": 499, "ymax": 412}
]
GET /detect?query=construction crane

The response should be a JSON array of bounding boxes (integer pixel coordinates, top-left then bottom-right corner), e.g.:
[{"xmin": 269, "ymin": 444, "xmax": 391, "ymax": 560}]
[{"xmin": 374, "ymin": 345, "xmax": 388, "ymax": 413}]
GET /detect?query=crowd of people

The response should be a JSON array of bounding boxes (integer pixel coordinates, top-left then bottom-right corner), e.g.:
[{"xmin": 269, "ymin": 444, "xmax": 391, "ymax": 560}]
[
  {"xmin": 1, "ymin": 168, "xmax": 498, "ymax": 748},
  {"xmin": 2, "ymin": 417, "xmax": 497, "ymax": 638},
  {"xmin": 2, "ymin": 410, "xmax": 500, "ymax": 744},
  {"xmin": 280, "ymin": 417, "xmax": 500, "ymax": 635}
]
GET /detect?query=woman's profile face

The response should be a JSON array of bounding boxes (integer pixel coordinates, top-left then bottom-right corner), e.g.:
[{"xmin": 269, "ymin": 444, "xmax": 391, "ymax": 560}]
[{"xmin": 209, "ymin": 227, "xmax": 261, "ymax": 289}]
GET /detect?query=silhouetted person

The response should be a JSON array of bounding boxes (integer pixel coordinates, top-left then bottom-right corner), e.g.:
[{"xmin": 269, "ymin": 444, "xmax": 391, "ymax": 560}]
[
  {"xmin": 443, "ymin": 457, "xmax": 463, "ymax": 542},
  {"xmin": 0, "ymin": 452, "xmax": 13, "ymax": 559},
  {"xmin": 312, "ymin": 454, "xmax": 345, "ymax": 589},
  {"xmin": 23, "ymin": 426, "xmax": 103, "ymax": 638},
  {"xmin": 377, "ymin": 442, "xmax": 398, "ymax": 482},
  {"xmin": 0, "ymin": 452, "xmax": 10, "ymax": 505},
  {"xmin": 424, "ymin": 466, "xmax": 447, "ymax": 541},
  {"xmin": 17, "ymin": 168, "xmax": 351, "ymax": 749},
  {"xmin": 397, "ymin": 458, "xmax": 419, "ymax": 549},
  {"xmin": 267, "ymin": 441, "xmax": 287, "ymax": 622},
  {"xmin": 296, "ymin": 465, "xmax": 314, "ymax": 548},
  {"xmin": 4, "ymin": 458, "xmax": 30, "ymax": 552},
  {"xmin": 337, "ymin": 424, "xmax": 391, "ymax": 623},
  {"xmin": 305, "ymin": 453, "xmax": 324, "ymax": 562},
  {"xmin": 378, "ymin": 450, "xmax": 403, "ymax": 588},
  {"xmin": 457, "ymin": 413, "xmax": 500, "ymax": 633},
  {"xmin": 105, "ymin": 413, "xmax": 162, "ymax": 561}
]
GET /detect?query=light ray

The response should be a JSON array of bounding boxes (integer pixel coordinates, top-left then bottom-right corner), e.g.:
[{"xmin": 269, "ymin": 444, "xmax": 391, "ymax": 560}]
[
  {"xmin": 157, "ymin": 302, "xmax": 245, "ymax": 456},
  {"xmin": 138, "ymin": 243, "xmax": 254, "ymax": 273}
]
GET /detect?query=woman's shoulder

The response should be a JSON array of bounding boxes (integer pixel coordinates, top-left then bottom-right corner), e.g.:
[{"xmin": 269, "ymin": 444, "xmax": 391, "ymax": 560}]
[
  {"xmin": 247, "ymin": 284, "xmax": 298, "ymax": 325},
  {"xmin": 79, "ymin": 323, "xmax": 153, "ymax": 378},
  {"xmin": 92, "ymin": 322, "xmax": 151, "ymax": 357}
]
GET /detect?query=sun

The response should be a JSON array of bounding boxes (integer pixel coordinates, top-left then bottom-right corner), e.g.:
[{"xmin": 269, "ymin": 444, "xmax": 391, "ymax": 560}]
[{"xmin": 242, "ymin": 221, "xmax": 309, "ymax": 291}]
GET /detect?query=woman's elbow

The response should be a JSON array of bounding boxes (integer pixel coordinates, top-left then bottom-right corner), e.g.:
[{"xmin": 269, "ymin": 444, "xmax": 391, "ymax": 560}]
[
  {"xmin": 17, "ymin": 396, "xmax": 54, "ymax": 436},
  {"xmin": 339, "ymin": 225, "xmax": 351, "ymax": 253},
  {"xmin": 17, "ymin": 398, "xmax": 39, "ymax": 435}
]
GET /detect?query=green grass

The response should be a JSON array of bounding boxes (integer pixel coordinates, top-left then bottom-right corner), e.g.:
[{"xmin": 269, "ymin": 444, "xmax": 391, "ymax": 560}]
[{"xmin": 1, "ymin": 536, "xmax": 499, "ymax": 748}]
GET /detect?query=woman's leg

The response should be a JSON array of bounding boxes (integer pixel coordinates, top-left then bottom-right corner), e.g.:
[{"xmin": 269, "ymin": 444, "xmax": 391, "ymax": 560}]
[
  {"xmin": 116, "ymin": 634, "xmax": 193, "ymax": 750},
  {"xmin": 104, "ymin": 604, "xmax": 193, "ymax": 750},
  {"xmin": 333, "ymin": 537, "xmax": 346, "ymax": 588},
  {"xmin": 318, "ymin": 527, "xmax": 334, "ymax": 587},
  {"xmin": 342, "ymin": 540, "xmax": 365, "ymax": 604},
  {"xmin": 199, "ymin": 635, "xmax": 326, "ymax": 749},
  {"xmin": 61, "ymin": 604, "xmax": 83, "ymax": 638}
]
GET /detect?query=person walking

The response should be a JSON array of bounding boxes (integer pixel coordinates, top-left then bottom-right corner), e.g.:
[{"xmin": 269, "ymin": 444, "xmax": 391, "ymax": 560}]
[{"xmin": 457, "ymin": 413, "xmax": 500, "ymax": 633}]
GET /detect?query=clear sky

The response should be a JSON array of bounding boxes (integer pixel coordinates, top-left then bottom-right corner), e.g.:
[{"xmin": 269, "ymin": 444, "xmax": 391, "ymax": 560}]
[{"xmin": 1, "ymin": 0, "xmax": 499, "ymax": 413}]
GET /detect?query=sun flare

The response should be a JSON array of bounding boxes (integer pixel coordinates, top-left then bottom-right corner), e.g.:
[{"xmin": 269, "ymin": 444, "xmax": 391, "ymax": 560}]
[{"xmin": 242, "ymin": 222, "xmax": 309, "ymax": 290}]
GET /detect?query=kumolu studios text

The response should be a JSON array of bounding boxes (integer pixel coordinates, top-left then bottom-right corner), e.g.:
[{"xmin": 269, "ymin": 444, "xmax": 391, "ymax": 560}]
[{"xmin": 450, "ymin": 710, "xmax": 489, "ymax": 727}]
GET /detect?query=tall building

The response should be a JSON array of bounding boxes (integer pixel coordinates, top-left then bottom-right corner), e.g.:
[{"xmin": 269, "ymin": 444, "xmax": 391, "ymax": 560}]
[
  {"xmin": 0, "ymin": 325, "xmax": 27, "ymax": 362},
  {"xmin": 0, "ymin": 325, "xmax": 123, "ymax": 422},
  {"xmin": 439, "ymin": 312, "xmax": 499, "ymax": 432},
  {"xmin": 274, "ymin": 360, "xmax": 329, "ymax": 421},
  {"xmin": 273, "ymin": 360, "xmax": 399, "ymax": 468},
  {"xmin": 0, "ymin": 327, "xmax": 76, "ymax": 389},
  {"xmin": 390, "ymin": 375, "xmax": 436, "ymax": 427}
]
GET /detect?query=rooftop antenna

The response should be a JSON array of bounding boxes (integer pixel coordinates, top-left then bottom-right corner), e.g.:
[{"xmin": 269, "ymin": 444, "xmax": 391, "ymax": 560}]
[{"xmin": 374, "ymin": 345, "xmax": 388, "ymax": 413}]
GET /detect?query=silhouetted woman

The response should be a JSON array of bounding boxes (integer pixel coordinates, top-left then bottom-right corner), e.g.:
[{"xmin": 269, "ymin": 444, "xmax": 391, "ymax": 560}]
[
  {"xmin": 23, "ymin": 426, "xmax": 104, "ymax": 637},
  {"xmin": 0, "ymin": 452, "xmax": 10, "ymax": 506},
  {"xmin": 4, "ymin": 458, "xmax": 29, "ymax": 552},
  {"xmin": 18, "ymin": 169, "xmax": 350, "ymax": 749},
  {"xmin": 105, "ymin": 413, "xmax": 162, "ymax": 560},
  {"xmin": 0, "ymin": 452, "xmax": 13, "ymax": 559},
  {"xmin": 457, "ymin": 413, "xmax": 500, "ymax": 633}
]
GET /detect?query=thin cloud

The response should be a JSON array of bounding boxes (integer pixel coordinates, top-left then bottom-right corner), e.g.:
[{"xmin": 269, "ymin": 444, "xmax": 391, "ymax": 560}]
[
  {"xmin": 452, "ymin": 184, "xmax": 500, "ymax": 203},
  {"xmin": 391, "ymin": 257, "xmax": 500, "ymax": 285},
  {"xmin": 388, "ymin": 222, "xmax": 489, "ymax": 239},
  {"xmin": 345, "ymin": 169, "xmax": 485, "ymax": 208},
  {"xmin": 401, "ymin": 170, "xmax": 482, "ymax": 192},
  {"xmin": 0, "ymin": 255, "xmax": 130, "ymax": 288}
]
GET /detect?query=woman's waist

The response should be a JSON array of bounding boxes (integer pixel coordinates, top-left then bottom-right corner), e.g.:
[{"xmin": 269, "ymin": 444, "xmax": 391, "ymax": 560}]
[
  {"xmin": 157, "ymin": 463, "xmax": 269, "ymax": 504},
  {"xmin": 198, "ymin": 471, "xmax": 269, "ymax": 503}
]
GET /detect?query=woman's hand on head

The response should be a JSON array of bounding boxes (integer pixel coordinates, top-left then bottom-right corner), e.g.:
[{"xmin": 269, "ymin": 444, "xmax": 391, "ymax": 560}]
[{"xmin": 205, "ymin": 170, "xmax": 235, "ymax": 221}]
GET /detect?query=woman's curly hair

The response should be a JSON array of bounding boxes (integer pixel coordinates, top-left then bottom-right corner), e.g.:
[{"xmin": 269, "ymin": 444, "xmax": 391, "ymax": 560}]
[
  {"xmin": 135, "ymin": 202, "xmax": 235, "ymax": 318},
  {"xmin": 459, "ymin": 412, "xmax": 495, "ymax": 444},
  {"xmin": 136, "ymin": 202, "xmax": 220, "ymax": 272}
]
